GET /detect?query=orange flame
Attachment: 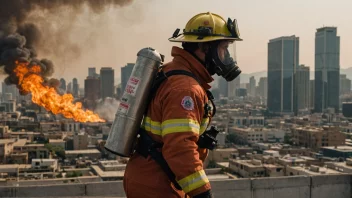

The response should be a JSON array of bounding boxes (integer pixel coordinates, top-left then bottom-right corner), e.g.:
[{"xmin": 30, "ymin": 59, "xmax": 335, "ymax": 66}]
[{"xmin": 14, "ymin": 61, "xmax": 105, "ymax": 123}]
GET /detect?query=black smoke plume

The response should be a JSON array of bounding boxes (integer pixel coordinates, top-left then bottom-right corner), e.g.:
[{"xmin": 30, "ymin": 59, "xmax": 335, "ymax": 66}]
[{"xmin": 0, "ymin": 0, "xmax": 132, "ymax": 91}]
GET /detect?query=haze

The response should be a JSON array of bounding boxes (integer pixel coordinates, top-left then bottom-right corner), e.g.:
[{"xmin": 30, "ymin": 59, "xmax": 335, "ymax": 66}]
[{"xmin": 7, "ymin": 0, "xmax": 352, "ymax": 86}]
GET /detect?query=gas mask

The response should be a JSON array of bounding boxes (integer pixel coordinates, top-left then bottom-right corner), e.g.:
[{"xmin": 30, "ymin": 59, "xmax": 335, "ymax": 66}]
[{"xmin": 204, "ymin": 40, "xmax": 241, "ymax": 82}]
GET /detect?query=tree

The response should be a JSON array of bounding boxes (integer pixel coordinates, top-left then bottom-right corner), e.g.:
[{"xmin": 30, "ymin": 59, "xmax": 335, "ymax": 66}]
[
  {"xmin": 45, "ymin": 144, "xmax": 66, "ymax": 159},
  {"xmin": 66, "ymin": 171, "xmax": 82, "ymax": 178},
  {"xmin": 284, "ymin": 134, "xmax": 293, "ymax": 145}
]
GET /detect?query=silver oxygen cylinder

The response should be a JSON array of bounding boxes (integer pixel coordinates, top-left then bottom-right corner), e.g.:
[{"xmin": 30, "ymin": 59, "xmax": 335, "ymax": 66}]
[{"xmin": 105, "ymin": 47, "xmax": 163, "ymax": 157}]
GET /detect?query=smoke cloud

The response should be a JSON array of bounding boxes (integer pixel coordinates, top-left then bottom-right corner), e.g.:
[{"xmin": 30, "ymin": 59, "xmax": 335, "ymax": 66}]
[
  {"xmin": 94, "ymin": 97, "xmax": 120, "ymax": 122},
  {"xmin": 0, "ymin": 0, "xmax": 133, "ymax": 91}
]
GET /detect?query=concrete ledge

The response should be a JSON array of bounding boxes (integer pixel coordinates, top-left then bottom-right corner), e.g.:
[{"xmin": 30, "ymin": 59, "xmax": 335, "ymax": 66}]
[
  {"xmin": 311, "ymin": 175, "xmax": 351, "ymax": 198},
  {"xmin": 0, "ymin": 174, "xmax": 351, "ymax": 197},
  {"xmin": 211, "ymin": 179, "xmax": 251, "ymax": 198},
  {"xmin": 85, "ymin": 181, "xmax": 125, "ymax": 197},
  {"xmin": 252, "ymin": 176, "xmax": 311, "ymax": 198},
  {"xmin": 0, "ymin": 186, "xmax": 15, "ymax": 197},
  {"xmin": 311, "ymin": 174, "xmax": 351, "ymax": 186},
  {"xmin": 12, "ymin": 184, "xmax": 85, "ymax": 197},
  {"xmin": 252, "ymin": 176, "xmax": 310, "ymax": 188}
]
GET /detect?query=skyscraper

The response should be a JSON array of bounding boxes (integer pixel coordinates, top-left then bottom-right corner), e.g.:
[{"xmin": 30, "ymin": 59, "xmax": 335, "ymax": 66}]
[
  {"xmin": 258, "ymin": 77, "xmax": 267, "ymax": 104},
  {"xmin": 228, "ymin": 75, "xmax": 240, "ymax": 99},
  {"xmin": 67, "ymin": 82, "xmax": 72, "ymax": 94},
  {"xmin": 59, "ymin": 78, "xmax": 66, "ymax": 92},
  {"xmin": 84, "ymin": 77, "xmax": 100, "ymax": 101},
  {"xmin": 121, "ymin": 63, "xmax": 134, "ymax": 92},
  {"xmin": 310, "ymin": 80, "xmax": 315, "ymax": 109},
  {"xmin": 1, "ymin": 82, "xmax": 19, "ymax": 102},
  {"xmin": 314, "ymin": 27, "xmax": 340, "ymax": 113},
  {"xmin": 218, "ymin": 77, "xmax": 228, "ymax": 97},
  {"xmin": 72, "ymin": 78, "xmax": 79, "ymax": 98},
  {"xmin": 100, "ymin": 67, "xmax": 114, "ymax": 99},
  {"xmin": 249, "ymin": 76, "xmax": 256, "ymax": 97},
  {"xmin": 340, "ymin": 74, "xmax": 351, "ymax": 95},
  {"xmin": 267, "ymin": 36, "xmax": 299, "ymax": 114},
  {"xmin": 88, "ymin": 68, "xmax": 96, "ymax": 78},
  {"xmin": 296, "ymin": 65, "xmax": 310, "ymax": 110}
]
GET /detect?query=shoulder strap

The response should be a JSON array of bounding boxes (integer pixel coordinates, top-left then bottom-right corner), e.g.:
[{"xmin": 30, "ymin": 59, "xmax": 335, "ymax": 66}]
[
  {"xmin": 149, "ymin": 70, "xmax": 200, "ymax": 99},
  {"xmin": 146, "ymin": 69, "xmax": 216, "ymax": 116}
]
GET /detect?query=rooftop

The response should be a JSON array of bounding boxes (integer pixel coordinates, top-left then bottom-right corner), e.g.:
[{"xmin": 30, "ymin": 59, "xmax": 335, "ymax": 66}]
[
  {"xmin": 49, "ymin": 139, "xmax": 65, "ymax": 143},
  {"xmin": 91, "ymin": 165, "xmax": 124, "ymax": 178},
  {"xmin": 322, "ymin": 146, "xmax": 352, "ymax": 152},
  {"xmin": 289, "ymin": 165, "xmax": 341, "ymax": 175},
  {"xmin": 65, "ymin": 149, "xmax": 101, "ymax": 155}
]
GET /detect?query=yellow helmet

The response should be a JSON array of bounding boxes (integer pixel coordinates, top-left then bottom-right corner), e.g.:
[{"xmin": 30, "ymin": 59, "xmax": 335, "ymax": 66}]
[{"xmin": 169, "ymin": 12, "xmax": 242, "ymax": 43}]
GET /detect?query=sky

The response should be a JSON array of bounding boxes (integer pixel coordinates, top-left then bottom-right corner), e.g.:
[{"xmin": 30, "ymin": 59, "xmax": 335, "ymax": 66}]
[{"xmin": 9, "ymin": 0, "xmax": 352, "ymax": 86}]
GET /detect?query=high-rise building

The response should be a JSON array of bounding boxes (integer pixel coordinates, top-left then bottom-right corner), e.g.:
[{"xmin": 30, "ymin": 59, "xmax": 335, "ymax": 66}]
[
  {"xmin": 296, "ymin": 65, "xmax": 310, "ymax": 110},
  {"xmin": 228, "ymin": 76, "xmax": 240, "ymax": 99},
  {"xmin": 219, "ymin": 78, "xmax": 228, "ymax": 97},
  {"xmin": 258, "ymin": 77, "xmax": 268, "ymax": 104},
  {"xmin": 314, "ymin": 27, "xmax": 340, "ymax": 113},
  {"xmin": 72, "ymin": 78, "xmax": 79, "ymax": 98},
  {"xmin": 67, "ymin": 82, "xmax": 72, "ymax": 94},
  {"xmin": 1, "ymin": 83, "xmax": 19, "ymax": 102},
  {"xmin": 59, "ymin": 78, "xmax": 66, "ymax": 92},
  {"xmin": 121, "ymin": 63, "xmax": 134, "ymax": 92},
  {"xmin": 310, "ymin": 80, "xmax": 315, "ymax": 109},
  {"xmin": 88, "ymin": 68, "xmax": 96, "ymax": 77},
  {"xmin": 100, "ymin": 67, "xmax": 114, "ymax": 99},
  {"xmin": 340, "ymin": 74, "xmax": 351, "ymax": 95},
  {"xmin": 267, "ymin": 36, "xmax": 299, "ymax": 114},
  {"xmin": 249, "ymin": 76, "xmax": 256, "ymax": 97},
  {"xmin": 84, "ymin": 77, "xmax": 100, "ymax": 101}
]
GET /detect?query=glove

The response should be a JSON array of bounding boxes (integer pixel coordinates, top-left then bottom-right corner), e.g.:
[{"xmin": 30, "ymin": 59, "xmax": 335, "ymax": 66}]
[{"xmin": 192, "ymin": 190, "xmax": 213, "ymax": 198}]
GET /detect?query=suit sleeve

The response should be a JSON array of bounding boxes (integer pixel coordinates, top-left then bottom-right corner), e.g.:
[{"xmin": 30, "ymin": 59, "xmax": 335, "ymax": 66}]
[{"xmin": 161, "ymin": 88, "xmax": 211, "ymax": 197}]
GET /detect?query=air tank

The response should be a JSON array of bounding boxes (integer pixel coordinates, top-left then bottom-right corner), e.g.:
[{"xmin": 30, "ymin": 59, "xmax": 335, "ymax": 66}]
[{"xmin": 105, "ymin": 47, "xmax": 163, "ymax": 157}]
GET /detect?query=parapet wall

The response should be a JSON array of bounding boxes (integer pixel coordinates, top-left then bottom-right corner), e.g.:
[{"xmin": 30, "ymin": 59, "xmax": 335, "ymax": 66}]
[{"xmin": 0, "ymin": 174, "xmax": 351, "ymax": 198}]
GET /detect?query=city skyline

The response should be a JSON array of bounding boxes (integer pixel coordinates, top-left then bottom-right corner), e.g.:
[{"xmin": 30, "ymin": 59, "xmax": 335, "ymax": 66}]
[{"xmin": 0, "ymin": 0, "xmax": 352, "ymax": 87}]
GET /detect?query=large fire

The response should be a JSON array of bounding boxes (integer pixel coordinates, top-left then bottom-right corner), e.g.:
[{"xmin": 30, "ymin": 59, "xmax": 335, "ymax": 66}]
[{"xmin": 14, "ymin": 61, "xmax": 105, "ymax": 123}]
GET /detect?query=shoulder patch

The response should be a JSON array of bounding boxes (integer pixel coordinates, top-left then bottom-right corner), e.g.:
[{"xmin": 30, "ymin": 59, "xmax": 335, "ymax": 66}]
[{"xmin": 181, "ymin": 96, "xmax": 194, "ymax": 111}]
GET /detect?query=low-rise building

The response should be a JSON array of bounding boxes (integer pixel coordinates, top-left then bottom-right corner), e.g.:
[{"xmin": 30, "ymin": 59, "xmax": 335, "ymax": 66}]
[
  {"xmin": 229, "ymin": 159, "xmax": 265, "ymax": 178},
  {"xmin": 9, "ymin": 131, "xmax": 41, "ymax": 142},
  {"xmin": 229, "ymin": 127, "xmax": 286, "ymax": 144},
  {"xmin": 229, "ymin": 159, "xmax": 284, "ymax": 178},
  {"xmin": 278, "ymin": 155, "xmax": 307, "ymax": 167},
  {"xmin": 0, "ymin": 139, "xmax": 15, "ymax": 163},
  {"xmin": 321, "ymin": 146, "xmax": 352, "ymax": 159},
  {"xmin": 325, "ymin": 158, "xmax": 352, "ymax": 173},
  {"xmin": 31, "ymin": 159, "xmax": 58, "ymax": 172},
  {"xmin": 292, "ymin": 126, "xmax": 345, "ymax": 150},
  {"xmin": 14, "ymin": 143, "xmax": 50, "ymax": 162},
  {"xmin": 65, "ymin": 149, "xmax": 101, "ymax": 161},
  {"xmin": 49, "ymin": 139, "xmax": 65, "ymax": 148},
  {"xmin": 208, "ymin": 148, "xmax": 238, "ymax": 162},
  {"xmin": 286, "ymin": 165, "xmax": 341, "ymax": 176},
  {"xmin": 91, "ymin": 160, "xmax": 125, "ymax": 181}
]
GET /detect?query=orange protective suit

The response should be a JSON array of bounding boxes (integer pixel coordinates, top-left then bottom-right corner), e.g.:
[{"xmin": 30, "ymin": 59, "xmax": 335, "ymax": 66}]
[{"xmin": 123, "ymin": 46, "xmax": 214, "ymax": 198}]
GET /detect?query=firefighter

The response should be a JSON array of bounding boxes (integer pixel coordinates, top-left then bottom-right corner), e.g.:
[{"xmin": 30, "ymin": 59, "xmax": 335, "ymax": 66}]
[{"xmin": 123, "ymin": 12, "xmax": 242, "ymax": 198}]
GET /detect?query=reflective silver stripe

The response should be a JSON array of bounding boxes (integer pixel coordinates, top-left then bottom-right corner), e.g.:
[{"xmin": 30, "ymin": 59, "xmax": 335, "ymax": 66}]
[{"xmin": 180, "ymin": 173, "xmax": 207, "ymax": 189}]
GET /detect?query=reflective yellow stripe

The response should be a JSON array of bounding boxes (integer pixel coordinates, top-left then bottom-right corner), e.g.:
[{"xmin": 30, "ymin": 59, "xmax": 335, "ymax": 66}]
[
  {"xmin": 177, "ymin": 170, "xmax": 209, "ymax": 193},
  {"xmin": 142, "ymin": 117, "xmax": 161, "ymax": 135},
  {"xmin": 200, "ymin": 118, "xmax": 209, "ymax": 134},
  {"xmin": 161, "ymin": 119, "xmax": 200, "ymax": 136}
]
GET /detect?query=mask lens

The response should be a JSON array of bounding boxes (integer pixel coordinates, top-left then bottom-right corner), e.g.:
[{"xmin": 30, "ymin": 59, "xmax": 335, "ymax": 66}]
[{"xmin": 217, "ymin": 41, "xmax": 235, "ymax": 65}]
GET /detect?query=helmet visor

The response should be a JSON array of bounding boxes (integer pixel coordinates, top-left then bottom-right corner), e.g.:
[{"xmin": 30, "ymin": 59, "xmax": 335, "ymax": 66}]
[{"xmin": 217, "ymin": 40, "xmax": 236, "ymax": 66}]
